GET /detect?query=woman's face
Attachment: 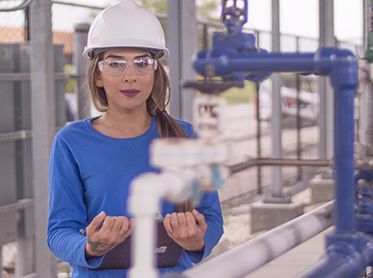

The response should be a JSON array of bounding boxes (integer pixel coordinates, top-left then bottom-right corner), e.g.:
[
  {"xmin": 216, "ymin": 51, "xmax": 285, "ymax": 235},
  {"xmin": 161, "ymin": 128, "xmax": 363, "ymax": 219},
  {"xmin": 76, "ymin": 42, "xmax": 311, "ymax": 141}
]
[{"xmin": 95, "ymin": 48, "xmax": 155, "ymax": 114}]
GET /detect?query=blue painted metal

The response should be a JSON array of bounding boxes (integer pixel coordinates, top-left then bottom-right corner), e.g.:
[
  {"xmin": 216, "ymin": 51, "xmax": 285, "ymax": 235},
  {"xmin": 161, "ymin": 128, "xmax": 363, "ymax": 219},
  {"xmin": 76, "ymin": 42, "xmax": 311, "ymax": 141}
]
[
  {"xmin": 189, "ymin": 0, "xmax": 369, "ymax": 277},
  {"xmin": 220, "ymin": 0, "xmax": 247, "ymax": 35},
  {"xmin": 297, "ymin": 232, "xmax": 373, "ymax": 278},
  {"xmin": 208, "ymin": 0, "xmax": 270, "ymax": 83},
  {"xmin": 296, "ymin": 234, "xmax": 371, "ymax": 278},
  {"xmin": 354, "ymin": 172, "xmax": 373, "ymax": 234}
]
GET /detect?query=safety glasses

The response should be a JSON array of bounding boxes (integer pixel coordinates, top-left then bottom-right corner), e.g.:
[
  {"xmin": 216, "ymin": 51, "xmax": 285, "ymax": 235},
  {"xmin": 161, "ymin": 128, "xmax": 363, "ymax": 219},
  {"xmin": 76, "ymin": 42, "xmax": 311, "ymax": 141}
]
[{"xmin": 98, "ymin": 57, "xmax": 158, "ymax": 76}]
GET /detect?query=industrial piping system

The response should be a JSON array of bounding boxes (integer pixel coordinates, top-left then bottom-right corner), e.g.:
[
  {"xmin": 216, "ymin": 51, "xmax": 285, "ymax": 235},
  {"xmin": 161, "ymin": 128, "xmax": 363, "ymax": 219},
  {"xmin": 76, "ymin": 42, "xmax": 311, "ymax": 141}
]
[
  {"xmin": 188, "ymin": 0, "xmax": 370, "ymax": 277},
  {"xmin": 125, "ymin": 0, "xmax": 373, "ymax": 277}
]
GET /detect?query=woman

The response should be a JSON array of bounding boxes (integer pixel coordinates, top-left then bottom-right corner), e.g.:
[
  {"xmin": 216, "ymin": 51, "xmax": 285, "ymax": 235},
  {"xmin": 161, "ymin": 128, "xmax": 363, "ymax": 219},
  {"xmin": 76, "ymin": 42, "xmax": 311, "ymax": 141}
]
[{"xmin": 47, "ymin": 0, "xmax": 224, "ymax": 277}]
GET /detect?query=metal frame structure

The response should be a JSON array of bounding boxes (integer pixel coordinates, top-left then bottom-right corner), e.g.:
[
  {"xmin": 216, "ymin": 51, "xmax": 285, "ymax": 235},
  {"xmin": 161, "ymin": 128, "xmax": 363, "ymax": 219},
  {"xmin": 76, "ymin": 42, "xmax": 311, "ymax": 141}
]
[
  {"xmin": 126, "ymin": 1, "xmax": 364, "ymax": 277},
  {"xmin": 179, "ymin": 0, "xmax": 367, "ymax": 277},
  {"xmin": 167, "ymin": 0, "xmax": 198, "ymax": 123}
]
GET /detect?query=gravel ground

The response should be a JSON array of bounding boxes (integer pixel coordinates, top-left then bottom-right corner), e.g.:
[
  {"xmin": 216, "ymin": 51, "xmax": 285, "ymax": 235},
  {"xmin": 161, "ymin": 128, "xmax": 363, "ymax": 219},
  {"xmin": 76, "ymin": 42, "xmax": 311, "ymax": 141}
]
[
  {"xmin": 219, "ymin": 187, "xmax": 321, "ymax": 253},
  {"xmin": 214, "ymin": 103, "xmax": 324, "ymax": 254}
]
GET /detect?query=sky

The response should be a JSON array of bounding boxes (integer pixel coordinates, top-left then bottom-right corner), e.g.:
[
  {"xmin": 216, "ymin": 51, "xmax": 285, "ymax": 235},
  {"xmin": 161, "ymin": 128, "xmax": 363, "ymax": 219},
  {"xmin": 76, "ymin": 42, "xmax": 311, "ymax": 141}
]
[{"xmin": 246, "ymin": 0, "xmax": 363, "ymax": 42}]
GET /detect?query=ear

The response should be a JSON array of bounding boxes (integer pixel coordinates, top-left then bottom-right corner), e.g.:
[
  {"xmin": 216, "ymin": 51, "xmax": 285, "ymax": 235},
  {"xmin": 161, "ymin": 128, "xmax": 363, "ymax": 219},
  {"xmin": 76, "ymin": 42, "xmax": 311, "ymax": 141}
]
[{"xmin": 95, "ymin": 70, "xmax": 104, "ymax": 88}]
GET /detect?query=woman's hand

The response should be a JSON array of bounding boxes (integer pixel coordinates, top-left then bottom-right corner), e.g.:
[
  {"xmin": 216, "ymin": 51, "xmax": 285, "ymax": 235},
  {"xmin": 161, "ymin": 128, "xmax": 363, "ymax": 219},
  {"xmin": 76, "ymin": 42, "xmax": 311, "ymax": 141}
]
[
  {"xmin": 85, "ymin": 211, "xmax": 134, "ymax": 258},
  {"xmin": 163, "ymin": 209, "xmax": 207, "ymax": 252}
]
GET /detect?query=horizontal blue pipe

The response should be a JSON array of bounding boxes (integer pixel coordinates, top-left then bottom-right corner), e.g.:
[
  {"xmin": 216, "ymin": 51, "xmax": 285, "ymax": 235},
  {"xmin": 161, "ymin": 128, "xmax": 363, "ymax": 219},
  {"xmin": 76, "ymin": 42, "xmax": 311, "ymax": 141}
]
[
  {"xmin": 193, "ymin": 47, "xmax": 356, "ymax": 78},
  {"xmin": 193, "ymin": 51, "xmax": 317, "ymax": 76}
]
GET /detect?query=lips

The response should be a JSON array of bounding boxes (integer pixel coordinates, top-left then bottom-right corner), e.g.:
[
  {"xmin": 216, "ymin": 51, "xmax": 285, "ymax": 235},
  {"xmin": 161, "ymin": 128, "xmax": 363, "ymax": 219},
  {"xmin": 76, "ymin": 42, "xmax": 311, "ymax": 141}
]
[{"xmin": 120, "ymin": 89, "xmax": 140, "ymax": 97}]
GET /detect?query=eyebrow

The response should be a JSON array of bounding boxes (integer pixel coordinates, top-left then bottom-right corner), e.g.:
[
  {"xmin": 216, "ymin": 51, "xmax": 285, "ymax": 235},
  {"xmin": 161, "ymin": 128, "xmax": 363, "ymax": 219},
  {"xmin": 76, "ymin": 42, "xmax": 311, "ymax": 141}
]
[{"xmin": 105, "ymin": 54, "xmax": 152, "ymax": 59}]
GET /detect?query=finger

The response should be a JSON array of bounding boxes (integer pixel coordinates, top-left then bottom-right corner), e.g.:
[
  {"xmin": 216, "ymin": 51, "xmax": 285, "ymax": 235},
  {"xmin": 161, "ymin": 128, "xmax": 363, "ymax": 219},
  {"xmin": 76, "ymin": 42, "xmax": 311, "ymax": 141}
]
[
  {"xmin": 86, "ymin": 211, "xmax": 106, "ymax": 236},
  {"xmin": 170, "ymin": 212, "xmax": 180, "ymax": 230},
  {"xmin": 113, "ymin": 217, "xmax": 131, "ymax": 242},
  {"xmin": 129, "ymin": 218, "xmax": 135, "ymax": 230},
  {"xmin": 122, "ymin": 218, "xmax": 135, "ymax": 238},
  {"xmin": 100, "ymin": 216, "xmax": 115, "ymax": 233},
  {"xmin": 177, "ymin": 212, "xmax": 187, "ymax": 228},
  {"xmin": 193, "ymin": 209, "xmax": 207, "ymax": 232},
  {"xmin": 185, "ymin": 212, "xmax": 197, "ymax": 228},
  {"xmin": 163, "ymin": 214, "xmax": 173, "ymax": 233},
  {"xmin": 117, "ymin": 217, "xmax": 130, "ymax": 236},
  {"xmin": 112, "ymin": 216, "xmax": 125, "ymax": 234},
  {"xmin": 127, "ymin": 218, "xmax": 135, "ymax": 234}
]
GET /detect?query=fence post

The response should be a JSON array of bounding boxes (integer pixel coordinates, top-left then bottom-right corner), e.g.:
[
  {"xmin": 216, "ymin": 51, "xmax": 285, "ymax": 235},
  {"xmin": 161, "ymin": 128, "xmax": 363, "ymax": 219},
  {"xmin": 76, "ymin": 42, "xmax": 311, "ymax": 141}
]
[
  {"xmin": 30, "ymin": 0, "xmax": 58, "ymax": 276},
  {"xmin": 167, "ymin": 0, "xmax": 197, "ymax": 122},
  {"xmin": 318, "ymin": 0, "xmax": 335, "ymax": 161},
  {"xmin": 74, "ymin": 23, "xmax": 91, "ymax": 120},
  {"xmin": 268, "ymin": 0, "xmax": 284, "ymax": 201}
]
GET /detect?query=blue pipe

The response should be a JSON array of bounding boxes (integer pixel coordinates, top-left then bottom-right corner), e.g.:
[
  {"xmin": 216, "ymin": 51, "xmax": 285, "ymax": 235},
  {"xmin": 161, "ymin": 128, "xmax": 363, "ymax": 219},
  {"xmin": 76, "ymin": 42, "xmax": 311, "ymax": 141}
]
[
  {"xmin": 194, "ymin": 47, "xmax": 358, "ymax": 233},
  {"xmin": 296, "ymin": 242, "xmax": 366, "ymax": 278},
  {"xmin": 193, "ymin": 48, "xmax": 354, "ymax": 77},
  {"xmin": 333, "ymin": 88, "xmax": 355, "ymax": 232},
  {"xmin": 329, "ymin": 51, "xmax": 358, "ymax": 233},
  {"xmin": 192, "ymin": 45, "xmax": 360, "ymax": 277},
  {"xmin": 190, "ymin": 0, "xmax": 362, "ymax": 275},
  {"xmin": 193, "ymin": 50, "xmax": 317, "ymax": 74},
  {"xmin": 297, "ymin": 232, "xmax": 373, "ymax": 278}
]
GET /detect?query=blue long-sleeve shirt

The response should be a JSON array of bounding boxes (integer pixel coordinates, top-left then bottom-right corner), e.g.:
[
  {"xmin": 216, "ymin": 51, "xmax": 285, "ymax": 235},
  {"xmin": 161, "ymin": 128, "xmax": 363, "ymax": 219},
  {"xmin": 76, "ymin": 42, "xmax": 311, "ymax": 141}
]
[{"xmin": 47, "ymin": 116, "xmax": 224, "ymax": 277}]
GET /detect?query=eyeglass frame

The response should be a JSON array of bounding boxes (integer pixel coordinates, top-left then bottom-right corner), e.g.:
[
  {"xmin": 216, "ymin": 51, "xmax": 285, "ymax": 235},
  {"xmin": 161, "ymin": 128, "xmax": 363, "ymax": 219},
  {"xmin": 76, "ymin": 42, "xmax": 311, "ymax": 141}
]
[{"xmin": 97, "ymin": 57, "xmax": 158, "ymax": 76}]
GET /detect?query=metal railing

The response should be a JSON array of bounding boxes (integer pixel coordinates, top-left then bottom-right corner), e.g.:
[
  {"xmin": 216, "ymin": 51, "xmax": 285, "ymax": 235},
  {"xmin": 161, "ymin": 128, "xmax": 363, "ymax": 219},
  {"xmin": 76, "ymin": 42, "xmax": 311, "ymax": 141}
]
[{"xmin": 0, "ymin": 0, "xmax": 34, "ymax": 12}]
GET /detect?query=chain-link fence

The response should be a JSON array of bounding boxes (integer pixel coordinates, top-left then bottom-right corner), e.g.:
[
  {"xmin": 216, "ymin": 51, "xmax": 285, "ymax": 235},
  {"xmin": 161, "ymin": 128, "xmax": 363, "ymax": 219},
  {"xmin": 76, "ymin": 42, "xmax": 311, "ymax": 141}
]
[{"xmin": 0, "ymin": 0, "xmax": 362, "ymax": 104}]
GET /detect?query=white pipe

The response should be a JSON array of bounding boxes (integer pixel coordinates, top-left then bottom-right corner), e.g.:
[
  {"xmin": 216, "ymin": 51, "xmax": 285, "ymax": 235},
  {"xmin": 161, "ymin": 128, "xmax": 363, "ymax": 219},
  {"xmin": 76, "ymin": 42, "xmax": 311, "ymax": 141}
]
[
  {"xmin": 184, "ymin": 201, "xmax": 333, "ymax": 278},
  {"xmin": 128, "ymin": 216, "xmax": 158, "ymax": 278},
  {"xmin": 128, "ymin": 173, "xmax": 162, "ymax": 278},
  {"xmin": 128, "ymin": 172, "xmax": 195, "ymax": 278}
]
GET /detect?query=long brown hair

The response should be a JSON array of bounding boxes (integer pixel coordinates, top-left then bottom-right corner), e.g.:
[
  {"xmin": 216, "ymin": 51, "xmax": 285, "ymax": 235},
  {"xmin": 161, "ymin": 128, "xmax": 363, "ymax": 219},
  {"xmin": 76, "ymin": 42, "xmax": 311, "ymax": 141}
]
[{"xmin": 87, "ymin": 51, "xmax": 193, "ymax": 212}]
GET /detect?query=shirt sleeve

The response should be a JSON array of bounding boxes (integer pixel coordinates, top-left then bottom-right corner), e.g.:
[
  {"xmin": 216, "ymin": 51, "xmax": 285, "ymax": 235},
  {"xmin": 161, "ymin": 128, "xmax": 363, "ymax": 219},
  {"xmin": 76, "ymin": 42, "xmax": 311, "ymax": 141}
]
[
  {"xmin": 47, "ymin": 134, "xmax": 104, "ymax": 269},
  {"xmin": 185, "ymin": 190, "xmax": 224, "ymax": 263}
]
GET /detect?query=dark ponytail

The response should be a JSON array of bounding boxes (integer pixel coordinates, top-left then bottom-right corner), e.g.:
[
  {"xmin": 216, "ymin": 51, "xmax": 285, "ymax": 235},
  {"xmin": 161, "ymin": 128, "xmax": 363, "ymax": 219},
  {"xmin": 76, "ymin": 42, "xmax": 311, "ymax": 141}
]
[
  {"xmin": 148, "ymin": 62, "xmax": 194, "ymax": 212},
  {"xmin": 147, "ymin": 62, "xmax": 188, "ymax": 139}
]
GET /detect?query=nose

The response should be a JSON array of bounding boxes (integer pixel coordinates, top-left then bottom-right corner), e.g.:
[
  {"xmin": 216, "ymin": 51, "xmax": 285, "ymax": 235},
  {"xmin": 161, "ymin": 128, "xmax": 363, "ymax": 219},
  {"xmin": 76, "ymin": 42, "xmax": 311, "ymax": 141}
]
[{"xmin": 123, "ymin": 64, "xmax": 137, "ymax": 83}]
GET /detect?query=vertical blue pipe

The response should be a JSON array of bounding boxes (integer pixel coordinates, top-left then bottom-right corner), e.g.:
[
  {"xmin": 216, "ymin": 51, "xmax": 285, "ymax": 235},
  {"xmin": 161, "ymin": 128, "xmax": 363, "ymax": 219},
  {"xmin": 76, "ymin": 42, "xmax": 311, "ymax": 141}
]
[{"xmin": 333, "ymin": 87, "xmax": 355, "ymax": 232}]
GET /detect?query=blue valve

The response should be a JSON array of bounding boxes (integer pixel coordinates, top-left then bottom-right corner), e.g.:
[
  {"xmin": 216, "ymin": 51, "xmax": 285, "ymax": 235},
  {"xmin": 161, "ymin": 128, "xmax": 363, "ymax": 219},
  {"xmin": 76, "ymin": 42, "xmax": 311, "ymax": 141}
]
[
  {"xmin": 194, "ymin": 0, "xmax": 271, "ymax": 83},
  {"xmin": 221, "ymin": 0, "xmax": 247, "ymax": 35}
]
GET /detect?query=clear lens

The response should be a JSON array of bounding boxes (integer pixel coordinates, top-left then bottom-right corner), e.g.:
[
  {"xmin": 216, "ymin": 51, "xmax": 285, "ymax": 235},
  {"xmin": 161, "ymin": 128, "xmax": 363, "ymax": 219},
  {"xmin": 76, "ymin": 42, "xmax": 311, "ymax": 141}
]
[{"xmin": 98, "ymin": 58, "xmax": 157, "ymax": 76}]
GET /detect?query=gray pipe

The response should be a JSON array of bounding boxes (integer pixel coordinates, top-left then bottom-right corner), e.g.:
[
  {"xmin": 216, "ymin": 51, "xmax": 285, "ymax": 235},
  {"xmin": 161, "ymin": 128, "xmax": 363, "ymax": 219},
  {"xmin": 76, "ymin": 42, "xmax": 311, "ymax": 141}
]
[
  {"xmin": 230, "ymin": 158, "xmax": 331, "ymax": 174},
  {"xmin": 0, "ymin": 0, "xmax": 34, "ymax": 12},
  {"xmin": 184, "ymin": 201, "xmax": 333, "ymax": 278}
]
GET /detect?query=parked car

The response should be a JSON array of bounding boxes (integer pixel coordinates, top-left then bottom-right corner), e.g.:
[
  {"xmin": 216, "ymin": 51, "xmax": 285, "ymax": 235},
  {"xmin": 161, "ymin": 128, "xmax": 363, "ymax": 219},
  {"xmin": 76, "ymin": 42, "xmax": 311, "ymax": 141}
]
[{"xmin": 257, "ymin": 76, "xmax": 319, "ymax": 123}]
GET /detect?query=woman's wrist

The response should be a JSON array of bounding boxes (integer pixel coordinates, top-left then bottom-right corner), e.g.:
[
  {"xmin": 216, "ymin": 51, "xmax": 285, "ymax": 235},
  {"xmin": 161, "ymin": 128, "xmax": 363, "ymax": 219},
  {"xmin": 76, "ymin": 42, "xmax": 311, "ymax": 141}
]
[{"xmin": 185, "ymin": 240, "xmax": 205, "ymax": 252}]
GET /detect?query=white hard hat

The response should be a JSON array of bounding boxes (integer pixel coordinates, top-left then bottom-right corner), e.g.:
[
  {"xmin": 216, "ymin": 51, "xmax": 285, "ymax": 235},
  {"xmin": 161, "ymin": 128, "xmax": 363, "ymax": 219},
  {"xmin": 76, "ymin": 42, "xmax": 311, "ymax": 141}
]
[{"xmin": 82, "ymin": 0, "xmax": 169, "ymax": 61}]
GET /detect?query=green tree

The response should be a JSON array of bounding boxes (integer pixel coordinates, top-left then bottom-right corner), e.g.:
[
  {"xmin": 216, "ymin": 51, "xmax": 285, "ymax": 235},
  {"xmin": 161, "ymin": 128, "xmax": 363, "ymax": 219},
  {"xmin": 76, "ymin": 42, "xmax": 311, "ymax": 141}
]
[
  {"xmin": 196, "ymin": 0, "xmax": 220, "ymax": 22},
  {"xmin": 133, "ymin": 0, "xmax": 220, "ymax": 22},
  {"xmin": 135, "ymin": 0, "xmax": 167, "ymax": 14}
]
